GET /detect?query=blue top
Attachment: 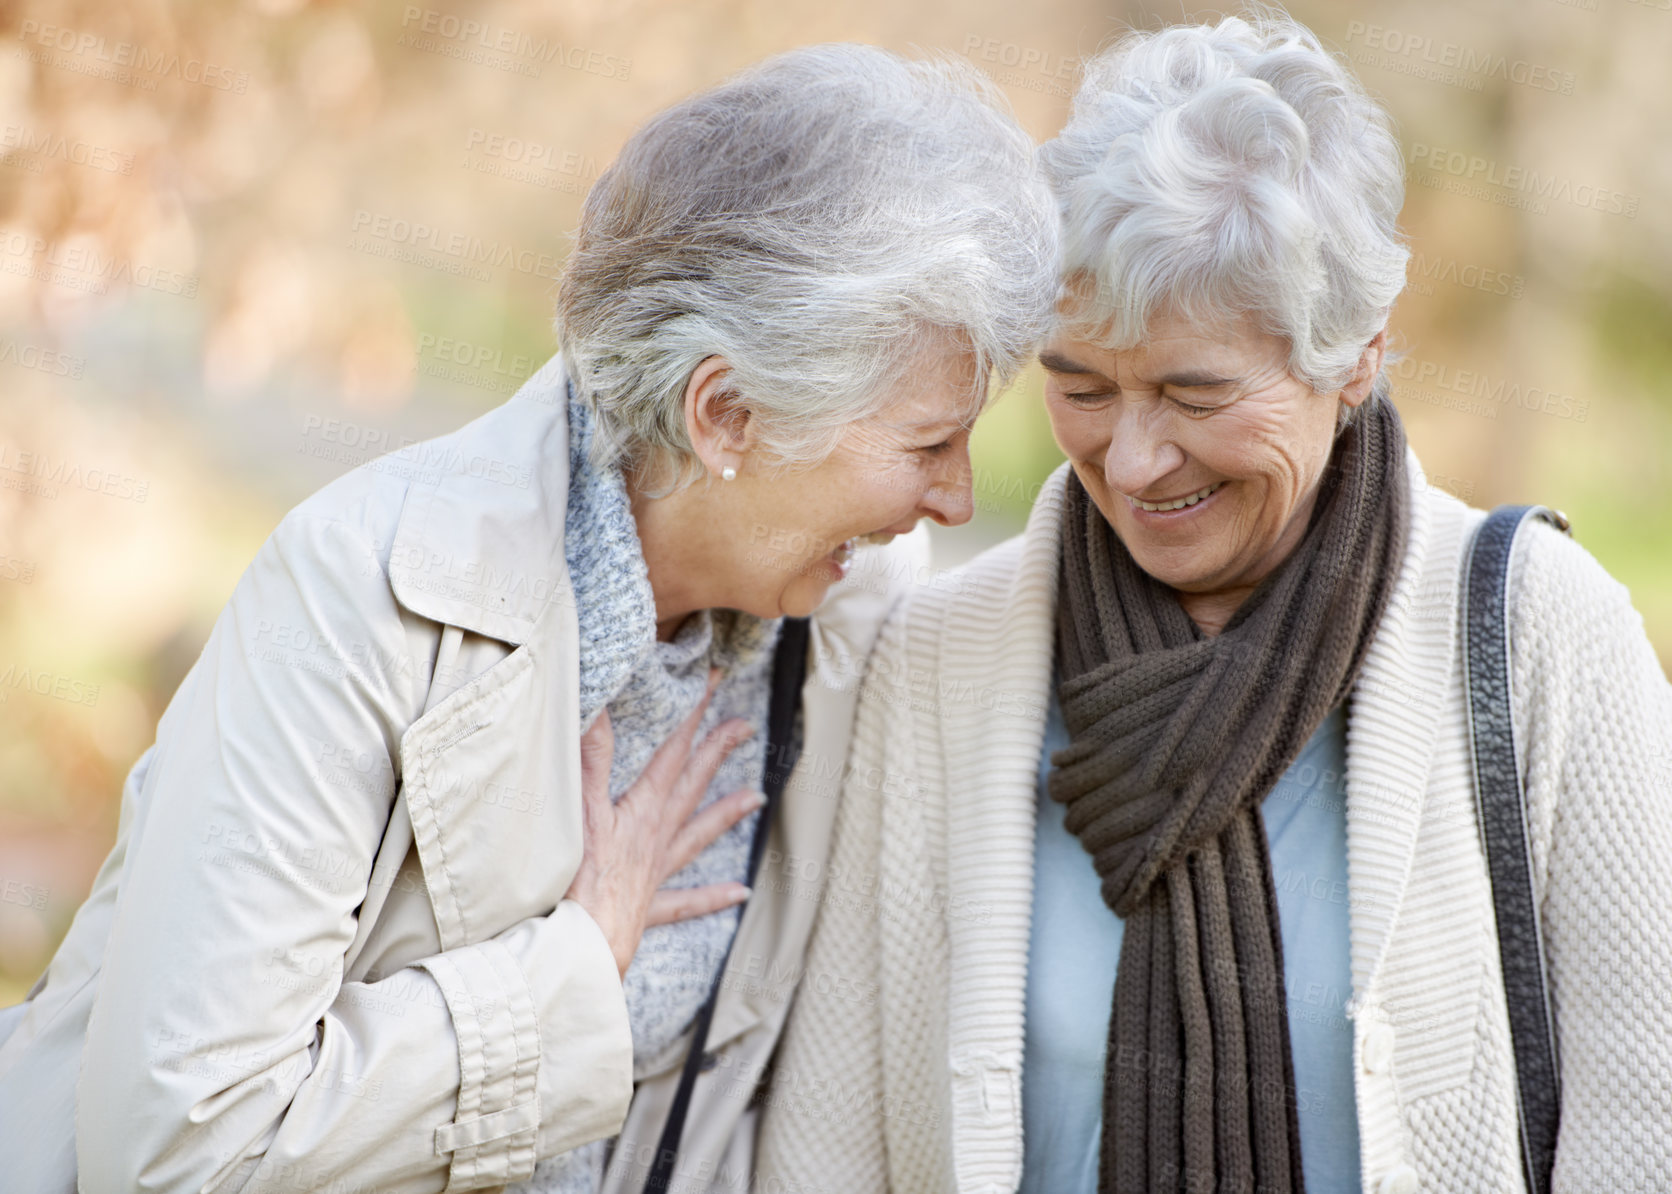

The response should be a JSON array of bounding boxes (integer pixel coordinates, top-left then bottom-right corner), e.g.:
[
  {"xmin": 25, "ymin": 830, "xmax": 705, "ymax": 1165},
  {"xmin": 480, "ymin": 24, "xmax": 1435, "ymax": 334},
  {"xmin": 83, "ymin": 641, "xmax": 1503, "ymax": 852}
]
[{"xmin": 1021, "ymin": 694, "xmax": 1362, "ymax": 1193}]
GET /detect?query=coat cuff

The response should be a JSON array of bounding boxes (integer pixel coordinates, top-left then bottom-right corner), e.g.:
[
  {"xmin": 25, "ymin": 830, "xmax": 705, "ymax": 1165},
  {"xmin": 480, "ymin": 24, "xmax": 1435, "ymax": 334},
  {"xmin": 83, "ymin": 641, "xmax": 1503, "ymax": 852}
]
[{"xmin": 417, "ymin": 900, "xmax": 632, "ymax": 1190}]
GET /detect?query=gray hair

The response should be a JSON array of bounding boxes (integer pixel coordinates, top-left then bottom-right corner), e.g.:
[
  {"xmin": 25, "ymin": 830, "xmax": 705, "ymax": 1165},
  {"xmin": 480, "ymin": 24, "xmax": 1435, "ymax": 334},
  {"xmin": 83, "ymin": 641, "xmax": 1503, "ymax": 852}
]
[
  {"xmin": 555, "ymin": 43, "xmax": 1060, "ymax": 485},
  {"xmin": 1041, "ymin": 9, "xmax": 1409, "ymax": 401}
]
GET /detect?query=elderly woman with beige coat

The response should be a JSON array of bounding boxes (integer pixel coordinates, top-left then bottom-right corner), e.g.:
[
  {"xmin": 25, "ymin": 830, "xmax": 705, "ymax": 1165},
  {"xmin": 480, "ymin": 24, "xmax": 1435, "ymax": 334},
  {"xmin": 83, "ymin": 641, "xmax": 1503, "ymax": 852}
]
[
  {"xmin": 0, "ymin": 45, "xmax": 1059, "ymax": 1194},
  {"xmin": 759, "ymin": 15, "xmax": 1672, "ymax": 1194}
]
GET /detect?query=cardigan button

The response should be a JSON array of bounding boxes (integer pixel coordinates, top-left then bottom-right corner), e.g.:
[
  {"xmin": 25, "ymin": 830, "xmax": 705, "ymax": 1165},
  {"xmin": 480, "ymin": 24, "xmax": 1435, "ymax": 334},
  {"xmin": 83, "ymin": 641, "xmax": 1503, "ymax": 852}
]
[
  {"xmin": 1362, "ymin": 1022, "xmax": 1395, "ymax": 1074},
  {"xmin": 1376, "ymin": 1164, "xmax": 1419, "ymax": 1194}
]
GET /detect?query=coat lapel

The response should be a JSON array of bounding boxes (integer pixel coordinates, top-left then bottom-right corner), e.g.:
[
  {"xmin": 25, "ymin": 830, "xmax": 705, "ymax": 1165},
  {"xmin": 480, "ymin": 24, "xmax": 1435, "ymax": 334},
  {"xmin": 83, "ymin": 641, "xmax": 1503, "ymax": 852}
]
[{"xmin": 385, "ymin": 357, "xmax": 589, "ymax": 952}]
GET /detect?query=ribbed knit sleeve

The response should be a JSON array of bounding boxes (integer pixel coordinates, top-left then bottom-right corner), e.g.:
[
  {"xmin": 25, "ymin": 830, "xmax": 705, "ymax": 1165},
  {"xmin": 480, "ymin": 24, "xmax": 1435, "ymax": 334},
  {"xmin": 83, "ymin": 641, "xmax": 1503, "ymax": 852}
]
[{"xmin": 1511, "ymin": 522, "xmax": 1672, "ymax": 1191}]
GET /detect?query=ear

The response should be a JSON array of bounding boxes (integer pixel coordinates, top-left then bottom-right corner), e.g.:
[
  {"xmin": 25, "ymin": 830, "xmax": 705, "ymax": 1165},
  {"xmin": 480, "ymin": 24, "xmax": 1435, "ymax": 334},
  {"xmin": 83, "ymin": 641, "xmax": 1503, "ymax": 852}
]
[
  {"xmin": 1338, "ymin": 328, "xmax": 1388, "ymax": 409},
  {"xmin": 682, "ymin": 356, "xmax": 757, "ymax": 479}
]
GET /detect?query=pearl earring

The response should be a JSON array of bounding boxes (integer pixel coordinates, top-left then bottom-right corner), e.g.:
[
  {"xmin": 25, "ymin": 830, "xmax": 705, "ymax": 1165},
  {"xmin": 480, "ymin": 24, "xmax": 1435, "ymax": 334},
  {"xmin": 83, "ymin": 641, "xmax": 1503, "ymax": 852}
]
[{"xmin": 721, "ymin": 466, "xmax": 737, "ymax": 482}]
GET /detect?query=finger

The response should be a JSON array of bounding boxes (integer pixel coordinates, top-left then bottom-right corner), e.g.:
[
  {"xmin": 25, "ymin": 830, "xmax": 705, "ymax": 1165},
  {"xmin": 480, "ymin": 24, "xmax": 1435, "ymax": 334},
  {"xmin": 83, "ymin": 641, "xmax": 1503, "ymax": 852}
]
[
  {"xmin": 645, "ymin": 883, "xmax": 751, "ymax": 928},
  {"xmin": 668, "ymin": 719, "xmax": 756, "ymax": 823},
  {"xmin": 578, "ymin": 709, "xmax": 614, "ymax": 814},
  {"xmin": 664, "ymin": 789, "xmax": 766, "ymax": 877}
]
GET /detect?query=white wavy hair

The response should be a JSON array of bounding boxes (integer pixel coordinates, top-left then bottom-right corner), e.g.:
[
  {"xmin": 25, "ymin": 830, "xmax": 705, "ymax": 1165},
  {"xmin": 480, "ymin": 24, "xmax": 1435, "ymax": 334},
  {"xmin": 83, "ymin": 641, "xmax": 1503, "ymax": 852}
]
[
  {"xmin": 1041, "ymin": 9, "xmax": 1409, "ymax": 404},
  {"xmin": 556, "ymin": 43, "xmax": 1060, "ymax": 485}
]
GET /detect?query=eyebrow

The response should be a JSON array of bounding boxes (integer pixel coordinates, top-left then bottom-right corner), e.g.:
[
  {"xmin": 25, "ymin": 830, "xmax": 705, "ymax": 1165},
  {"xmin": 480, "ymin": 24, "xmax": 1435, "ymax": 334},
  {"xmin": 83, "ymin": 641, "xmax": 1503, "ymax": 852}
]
[
  {"xmin": 1038, "ymin": 354, "xmax": 1236, "ymax": 390},
  {"xmin": 1157, "ymin": 371, "xmax": 1237, "ymax": 388},
  {"xmin": 1039, "ymin": 350, "xmax": 1103, "ymax": 376}
]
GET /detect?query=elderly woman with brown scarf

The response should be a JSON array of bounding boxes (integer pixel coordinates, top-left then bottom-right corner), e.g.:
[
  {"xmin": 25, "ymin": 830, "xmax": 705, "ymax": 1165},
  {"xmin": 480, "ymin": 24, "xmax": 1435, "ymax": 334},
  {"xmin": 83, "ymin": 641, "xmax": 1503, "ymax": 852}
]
[{"xmin": 756, "ymin": 13, "xmax": 1672, "ymax": 1194}]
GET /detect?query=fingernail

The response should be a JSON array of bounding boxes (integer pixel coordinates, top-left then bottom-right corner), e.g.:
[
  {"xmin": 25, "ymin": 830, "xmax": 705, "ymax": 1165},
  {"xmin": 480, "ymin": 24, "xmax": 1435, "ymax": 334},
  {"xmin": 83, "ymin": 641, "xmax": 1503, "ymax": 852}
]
[
  {"xmin": 731, "ymin": 886, "xmax": 752, "ymax": 904},
  {"xmin": 743, "ymin": 791, "xmax": 766, "ymax": 813}
]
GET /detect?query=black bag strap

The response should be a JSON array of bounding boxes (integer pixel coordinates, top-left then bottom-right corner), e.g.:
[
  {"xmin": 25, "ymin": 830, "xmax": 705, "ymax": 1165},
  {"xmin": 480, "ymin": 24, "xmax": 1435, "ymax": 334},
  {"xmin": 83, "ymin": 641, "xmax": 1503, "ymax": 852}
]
[
  {"xmin": 643, "ymin": 615, "xmax": 811, "ymax": 1192},
  {"xmin": 1462, "ymin": 504, "xmax": 1568, "ymax": 1194}
]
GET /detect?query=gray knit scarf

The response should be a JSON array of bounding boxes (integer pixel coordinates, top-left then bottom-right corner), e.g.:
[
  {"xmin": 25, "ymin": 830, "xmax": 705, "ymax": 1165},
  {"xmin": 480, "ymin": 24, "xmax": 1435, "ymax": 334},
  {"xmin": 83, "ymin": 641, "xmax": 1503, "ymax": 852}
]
[
  {"xmin": 1049, "ymin": 397, "xmax": 1409, "ymax": 1194},
  {"xmin": 509, "ymin": 391, "xmax": 778, "ymax": 1194}
]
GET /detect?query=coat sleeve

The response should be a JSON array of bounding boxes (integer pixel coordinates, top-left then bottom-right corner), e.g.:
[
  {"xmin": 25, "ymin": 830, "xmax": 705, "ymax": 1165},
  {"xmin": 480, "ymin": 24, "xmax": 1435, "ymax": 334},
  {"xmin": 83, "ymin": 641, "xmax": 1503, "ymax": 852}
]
[
  {"xmin": 75, "ymin": 508, "xmax": 631, "ymax": 1194},
  {"xmin": 1509, "ymin": 523, "xmax": 1672, "ymax": 1191}
]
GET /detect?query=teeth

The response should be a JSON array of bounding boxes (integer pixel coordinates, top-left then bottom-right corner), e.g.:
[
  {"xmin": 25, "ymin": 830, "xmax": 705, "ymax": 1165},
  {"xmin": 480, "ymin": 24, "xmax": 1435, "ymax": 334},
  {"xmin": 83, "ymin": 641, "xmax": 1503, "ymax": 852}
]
[
  {"xmin": 1129, "ymin": 481, "xmax": 1223, "ymax": 513},
  {"xmin": 836, "ymin": 533, "xmax": 894, "ymax": 559}
]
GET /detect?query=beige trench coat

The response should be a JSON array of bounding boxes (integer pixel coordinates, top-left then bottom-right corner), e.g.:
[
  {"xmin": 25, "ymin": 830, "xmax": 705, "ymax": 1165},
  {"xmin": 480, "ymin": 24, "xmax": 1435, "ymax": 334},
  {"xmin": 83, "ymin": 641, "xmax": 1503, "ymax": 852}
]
[{"xmin": 0, "ymin": 354, "xmax": 926, "ymax": 1193}]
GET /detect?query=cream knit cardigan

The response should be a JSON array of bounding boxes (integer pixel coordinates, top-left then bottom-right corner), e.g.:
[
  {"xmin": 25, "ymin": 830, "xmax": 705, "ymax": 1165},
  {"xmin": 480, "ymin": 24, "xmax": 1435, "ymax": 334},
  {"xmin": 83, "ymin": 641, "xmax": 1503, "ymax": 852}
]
[{"xmin": 755, "ymin": 456, "xmax": 1672, "ymax": 1194}]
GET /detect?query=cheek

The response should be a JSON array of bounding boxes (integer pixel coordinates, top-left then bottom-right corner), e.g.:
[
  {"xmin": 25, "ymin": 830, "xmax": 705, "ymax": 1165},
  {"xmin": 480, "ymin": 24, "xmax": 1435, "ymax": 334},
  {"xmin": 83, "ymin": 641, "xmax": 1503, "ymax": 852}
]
[
  {"xmin": 788, "ymin": 462, "xmax": 860, "ymax": 525},
  {"xmin": 1047, "ymin": 403, "xmax": 1110, "ymax": 459},
  {"xmin": 754, "ymin": 464, "xmax": 902, "ymax": 570},
  {"xmin": 844, "ymin": 457, "xmax": 929, "ymax": 521},
  {"xmin": 1264, "ymin": 423, "xmax": 1335, "ymax": 506},
  {"xmin": 1211, "ymin": 419, "xmax": 1333, "ymax": 539},
  {"xmin": 1201, "ymin": 410, "xmax": 1303, "ymax": 487},
  {"xmin": 736, "ymin": 486, "xmax": 836, "ymax": 578}
]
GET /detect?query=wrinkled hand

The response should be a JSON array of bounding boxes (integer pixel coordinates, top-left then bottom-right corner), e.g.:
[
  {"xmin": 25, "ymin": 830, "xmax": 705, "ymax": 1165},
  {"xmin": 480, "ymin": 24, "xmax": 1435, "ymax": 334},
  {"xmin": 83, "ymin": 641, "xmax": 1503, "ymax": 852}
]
[{"xmin": 565, "ymin": 673, "xmax": 764, "ymax": 977}]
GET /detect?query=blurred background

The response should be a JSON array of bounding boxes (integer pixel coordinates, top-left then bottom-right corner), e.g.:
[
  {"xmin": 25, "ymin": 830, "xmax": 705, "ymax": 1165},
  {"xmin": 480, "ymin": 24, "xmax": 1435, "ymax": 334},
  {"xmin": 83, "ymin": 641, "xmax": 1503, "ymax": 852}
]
[{"xmin": 1, "ymin": 0, "xmax": 1668, "ymax": 1002}]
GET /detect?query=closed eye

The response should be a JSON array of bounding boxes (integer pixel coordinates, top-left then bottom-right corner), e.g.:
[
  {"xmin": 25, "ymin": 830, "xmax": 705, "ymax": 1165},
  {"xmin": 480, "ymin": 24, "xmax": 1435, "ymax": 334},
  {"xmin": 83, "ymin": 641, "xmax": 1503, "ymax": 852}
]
[
  {"xmin": 1171, "ymin": 397, "xmax": 1218, "ymax": 416},
  {"xmin": 914, "ymin": 425, "xmax": 969, "ymax": 455}
]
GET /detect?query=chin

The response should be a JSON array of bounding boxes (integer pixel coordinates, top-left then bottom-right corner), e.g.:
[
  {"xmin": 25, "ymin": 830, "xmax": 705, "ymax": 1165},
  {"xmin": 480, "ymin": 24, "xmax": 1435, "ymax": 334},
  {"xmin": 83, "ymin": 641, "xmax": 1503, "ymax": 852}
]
[
  {"xmin": 1126, "ymin": 543, "xmax": 1223, "ymax": 592},
  {"xmin": 777, "ymin": 576, "xmax": 837, "ymax": 619}
]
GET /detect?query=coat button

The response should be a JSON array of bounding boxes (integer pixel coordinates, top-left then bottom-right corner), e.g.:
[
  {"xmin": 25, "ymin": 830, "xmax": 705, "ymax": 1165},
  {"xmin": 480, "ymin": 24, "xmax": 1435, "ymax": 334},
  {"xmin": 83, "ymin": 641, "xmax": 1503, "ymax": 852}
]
[
  {"xmin": 699, "ymin": 1052, "xmax": 720, "ymax": 1073},
  {"xmin": 1362, "ymin": 1022, "xmax": 1395, "ymax": 1074},
  {"xmin": 1376, "ymin": 1163, "xmax": 1419, "ymax": 1194}
]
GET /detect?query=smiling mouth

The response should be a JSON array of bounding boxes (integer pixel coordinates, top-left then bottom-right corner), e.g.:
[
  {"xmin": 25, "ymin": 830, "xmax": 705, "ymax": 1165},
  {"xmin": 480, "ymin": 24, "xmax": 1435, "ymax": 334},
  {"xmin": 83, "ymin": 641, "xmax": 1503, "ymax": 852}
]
[
  {"xmin": 1125, "ymin": 480, "xmax": 1225, "ymax": 513},
  {"xmin": 831, "ymin": 531, "xmax": 897, "ymax": 567}
]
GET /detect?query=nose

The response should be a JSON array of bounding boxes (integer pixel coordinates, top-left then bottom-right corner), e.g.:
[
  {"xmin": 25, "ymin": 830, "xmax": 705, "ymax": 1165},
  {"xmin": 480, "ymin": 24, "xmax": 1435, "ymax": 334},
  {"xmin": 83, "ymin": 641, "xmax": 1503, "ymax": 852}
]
[
  {"xmin": 1102, "ymin": 402, "xmax": 1186, "ymax": 500},
  {"xmin": 919, "ymin": 442, "xmax": 975, "ymax": 527}
]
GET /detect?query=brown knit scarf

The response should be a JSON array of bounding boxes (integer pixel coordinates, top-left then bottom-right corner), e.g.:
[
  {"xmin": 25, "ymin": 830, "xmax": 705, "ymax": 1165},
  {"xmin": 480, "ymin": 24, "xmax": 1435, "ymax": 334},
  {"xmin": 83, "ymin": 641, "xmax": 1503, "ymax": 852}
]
[{"xmin": 1049, "ymin": 397, "xmax": 1409, "ymax": 1194}]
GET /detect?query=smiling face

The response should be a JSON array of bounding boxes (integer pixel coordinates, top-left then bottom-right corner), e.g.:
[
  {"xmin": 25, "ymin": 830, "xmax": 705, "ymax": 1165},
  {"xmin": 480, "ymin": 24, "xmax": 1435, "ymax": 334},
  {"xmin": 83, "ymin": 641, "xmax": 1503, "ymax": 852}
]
[
  {"xmin": 736, "ymin": 346, "xmax": 981, "ymax": 618},
  {"xmin": 1041, "ymin": 308, "xmax": 1380, "ymax": 629},
  {"xmin": 631, "ymin": 338, "xmax": 981, "ymax": 633}
]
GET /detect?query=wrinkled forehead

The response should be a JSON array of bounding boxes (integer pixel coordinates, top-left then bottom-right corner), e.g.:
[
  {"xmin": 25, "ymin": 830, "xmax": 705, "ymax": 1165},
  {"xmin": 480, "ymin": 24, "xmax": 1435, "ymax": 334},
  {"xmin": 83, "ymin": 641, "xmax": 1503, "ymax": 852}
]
[{"xmin": 1044, "ymin": 305, "xmax": 1288, "ymax": 385}]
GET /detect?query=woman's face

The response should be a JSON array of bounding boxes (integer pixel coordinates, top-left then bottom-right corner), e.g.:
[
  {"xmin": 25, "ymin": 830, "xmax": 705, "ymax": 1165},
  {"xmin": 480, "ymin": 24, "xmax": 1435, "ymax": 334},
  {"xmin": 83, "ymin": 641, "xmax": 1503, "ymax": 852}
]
[
  {"xmin": 1041, "ymin": 309, "xmax": 1369, "ymax": 602},
  {"xmin": 656, "ymin": 338, "xmax": 981, "ymax": 625}
]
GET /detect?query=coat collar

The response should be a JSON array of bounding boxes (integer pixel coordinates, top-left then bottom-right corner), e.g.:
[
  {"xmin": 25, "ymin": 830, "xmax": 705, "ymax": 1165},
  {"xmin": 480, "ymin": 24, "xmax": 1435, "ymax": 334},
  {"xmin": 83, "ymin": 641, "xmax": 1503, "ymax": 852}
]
[
  {"xmin": 387, "ymin": 354, "xmax": 576, "ymax": 646},
  {"xmin": 384, "ymin": 350, "xmax": 942, "ymax": 1074}
]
